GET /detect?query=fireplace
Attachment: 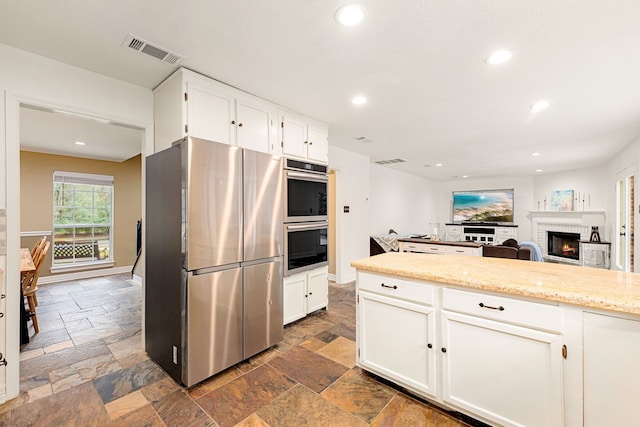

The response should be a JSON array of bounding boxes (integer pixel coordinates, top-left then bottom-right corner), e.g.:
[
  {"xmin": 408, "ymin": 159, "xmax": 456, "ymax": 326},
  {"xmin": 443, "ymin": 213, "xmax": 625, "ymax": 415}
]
[{"xmin": 547, "ymin": 231, "xmax": 581, "ymax": 261}]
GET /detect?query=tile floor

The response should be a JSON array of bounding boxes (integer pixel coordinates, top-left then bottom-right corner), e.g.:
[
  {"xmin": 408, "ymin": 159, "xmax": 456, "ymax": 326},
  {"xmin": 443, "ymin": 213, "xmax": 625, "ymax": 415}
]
[{"xmin": 0, "ymin": 274, "xmax": 483, "ymax": 426}]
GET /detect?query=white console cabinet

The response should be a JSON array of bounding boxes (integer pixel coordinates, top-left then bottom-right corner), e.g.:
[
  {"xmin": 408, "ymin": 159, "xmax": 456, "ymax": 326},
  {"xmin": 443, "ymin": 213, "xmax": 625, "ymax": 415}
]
[
  {"xmin": 283, "ymin": 266, "xmax": 328, "ymax": 325},
  {"xmin": 445, "ymin": 224, "xmax": 517, "ymax": 245}
]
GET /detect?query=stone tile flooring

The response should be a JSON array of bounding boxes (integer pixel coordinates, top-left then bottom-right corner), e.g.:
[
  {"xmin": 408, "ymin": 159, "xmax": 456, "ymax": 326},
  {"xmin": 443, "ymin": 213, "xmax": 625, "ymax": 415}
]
[{"xmin": 0, "ymin": 274, "xmax": 482, "ymax": 426}]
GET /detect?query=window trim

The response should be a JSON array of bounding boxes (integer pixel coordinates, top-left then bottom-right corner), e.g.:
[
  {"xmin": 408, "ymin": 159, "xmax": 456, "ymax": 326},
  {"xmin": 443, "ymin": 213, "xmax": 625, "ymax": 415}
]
[{"xmin": 52, "ymin": 171, "xmax": 114, "ymax": 267}]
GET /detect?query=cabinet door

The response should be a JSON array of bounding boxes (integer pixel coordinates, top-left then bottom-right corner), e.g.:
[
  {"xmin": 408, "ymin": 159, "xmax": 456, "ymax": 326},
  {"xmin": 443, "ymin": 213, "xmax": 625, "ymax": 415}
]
[
  {"xmin": 187, "ymin": 80, "xmax": 235, "ymax": 145},
  {"xmin": 441, "ymin": 311, "xmax": 563, "ymax": 427},
  {"xmin": 359, "ymin": 291, "xmax": 437, "ymax": 398},
  {"xmin": 306, "ymin": 269, "xmax": 328, "ymax": 313},
  {"xmin": 236, "ymin": 97, "xmax": 274, "ymax": 154},
  {"xmin": 446, "ymin": 226, "xmax": 462, "ymax": 242},
  {"xmin": 584, "ymin": 312, "xmax": 640, "ymax": 426},
  {"xmin": 307, "ymin": 125, "xmax": 329, "ymax": 163},
  {"xmin": 281, "ymin": 114, "xmax": 307, "ymax": 159},
  {"xmin": 283, "ymin": 273, "xmax": 306, "ymax": 325}
]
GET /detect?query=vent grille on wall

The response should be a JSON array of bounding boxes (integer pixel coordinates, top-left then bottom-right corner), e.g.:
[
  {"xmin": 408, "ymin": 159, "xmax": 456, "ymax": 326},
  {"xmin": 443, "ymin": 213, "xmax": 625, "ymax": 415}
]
[
  {"xmin": 121, "ymin": 33, "xmax": 184, "ymax": 65},
  {"xmin": 374, "ymin": 158, "xmax": 406, "ymax": 165}
]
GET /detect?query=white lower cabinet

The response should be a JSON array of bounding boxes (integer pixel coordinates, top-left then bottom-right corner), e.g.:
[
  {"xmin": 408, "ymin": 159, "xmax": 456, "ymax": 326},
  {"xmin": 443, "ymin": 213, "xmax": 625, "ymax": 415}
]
[
  {"xmin": 583, "ymin": 312, "xmax": 640, "ymax": 426},
  {"xmin": 356, "ymin": 271, "xmax": 566, "ymax": 427},
  {"xmin": 358, "ymin": 291, "xmax": 437, "ymax": 398},
  {"xmin": 283, "ymin": 266, "xmax": 328, "ymax": 325},
  {"xmin": 441, "ymin": 310, "xmax": 564, "ymax": 427}
]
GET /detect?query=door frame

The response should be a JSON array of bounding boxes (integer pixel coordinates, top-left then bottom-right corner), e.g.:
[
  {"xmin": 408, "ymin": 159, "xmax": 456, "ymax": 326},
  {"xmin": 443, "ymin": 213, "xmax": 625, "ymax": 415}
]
[
  {"xmin": 4, "ymin": 92, "xmax": 153, "ymax": 401},
  {"xmin": 613, "ymin": 167, "xmax": 636, "ymax": 272}
]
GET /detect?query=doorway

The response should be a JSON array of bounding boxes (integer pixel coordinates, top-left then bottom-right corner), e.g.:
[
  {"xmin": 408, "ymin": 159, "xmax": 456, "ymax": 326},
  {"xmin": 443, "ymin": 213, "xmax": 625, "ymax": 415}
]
[
  {"xmin": 615, "ymin": 172, "xmax": 635, "ymax": 272},
  {"xmin": 5, "ymin": 94, "xmax": 151, "ymax": 402}
]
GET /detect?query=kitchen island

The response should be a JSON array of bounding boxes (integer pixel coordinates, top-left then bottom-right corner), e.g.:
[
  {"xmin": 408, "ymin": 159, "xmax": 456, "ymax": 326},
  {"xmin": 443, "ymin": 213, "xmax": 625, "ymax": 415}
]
[{"xmin": 351, "ymin": 252, "xmax": 640, "ymax": 427}]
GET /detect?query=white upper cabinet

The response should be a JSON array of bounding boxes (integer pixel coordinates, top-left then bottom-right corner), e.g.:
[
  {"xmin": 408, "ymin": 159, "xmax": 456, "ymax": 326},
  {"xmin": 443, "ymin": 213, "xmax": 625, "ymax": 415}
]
[
  {"xmin": 186, "ymin": 78, "xmax": 236, "ymax": 145},
  {"xmin": 154, "ymin": 68, "xmax": 283, "ymax": 155},
  {"xmin": 280, "ymin": 110, "xmax": 329, "ymax": 164}
]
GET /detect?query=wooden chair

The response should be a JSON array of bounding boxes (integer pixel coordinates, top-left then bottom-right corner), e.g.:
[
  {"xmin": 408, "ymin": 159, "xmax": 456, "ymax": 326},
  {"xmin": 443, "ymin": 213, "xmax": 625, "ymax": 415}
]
[
  {"xmin": 22, "ymin": 241, "xmax": 50, "ymax": 333},
  {"xmin": 30, "ymin": 236, "xmax": 47, "ymax": 266}
]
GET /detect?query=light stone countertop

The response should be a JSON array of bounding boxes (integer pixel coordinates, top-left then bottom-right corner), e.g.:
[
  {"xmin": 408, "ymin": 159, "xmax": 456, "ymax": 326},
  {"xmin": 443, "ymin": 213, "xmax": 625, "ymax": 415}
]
[{"xmin": 351, "ymin": 252, "xmax": 640, "ymax": 316}]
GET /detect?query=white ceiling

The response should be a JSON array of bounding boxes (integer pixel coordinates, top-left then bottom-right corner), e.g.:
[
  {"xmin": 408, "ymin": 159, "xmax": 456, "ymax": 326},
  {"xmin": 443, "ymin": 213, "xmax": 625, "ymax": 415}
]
[{"xmin": 3, "ymin": 0, "xmax": 640, "ymax": 178}]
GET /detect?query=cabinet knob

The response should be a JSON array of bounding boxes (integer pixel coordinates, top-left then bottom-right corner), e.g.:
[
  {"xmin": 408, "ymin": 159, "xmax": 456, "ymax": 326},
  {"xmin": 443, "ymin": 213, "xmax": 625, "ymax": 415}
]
[
  {"xmin": 309, "ymin": 141, "xmax": 313, "ymax": 145},
  {"xmin": 231, "ymin": 120, "xmax": 236, "ymax": 125},
  {"xmin": 304, "ymin": 140, "xmax": 308, "ymax": 144},
  {"xmin": 238, "ymin": 123, "xmax": 243, "ymax": 127},
  {"xmin": 441, "ymin": 347, "xmax": 447, "ymax": 353},
  {"xmin": 427, "ymin": 343, "xmax": 433, "ymax": 349},
  {"xmin": 309, "ymin": 292, "xmax": 313, "ymax": 295}
]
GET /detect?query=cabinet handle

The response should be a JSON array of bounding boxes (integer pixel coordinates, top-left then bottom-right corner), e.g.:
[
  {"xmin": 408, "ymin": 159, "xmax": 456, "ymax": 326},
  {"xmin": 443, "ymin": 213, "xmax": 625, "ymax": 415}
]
[
  {"xmin": 441, "ymin": 347, "xmax": 447, "ymax": 353},
  {"xmin": 309, "ymin": 141, "xmax": 313, "ymax": 145},
  {"xmin": 304, "ymin": 140, "xmax": 308, "ymax": 144},
  {"xmin": 479, "ymin": 302, "xmax": 505, "ymax": 311},
  {"xmin": 380, "ymin": 283, "xmax": 398, "ymax": 290},
  {"xmin": 309, "ymin": 292, "xmax": 313, "ymax": 295},
  {"xmin": 231, "ymin": 120, "xmax": 236, "ymax": 125},
  {"xmin": 238, "ymin": 122, "xmax": 243, "ymax": 127},
  {"xmin": 427, "ymin": 343, "xmax": 433, "ymax": 349}
]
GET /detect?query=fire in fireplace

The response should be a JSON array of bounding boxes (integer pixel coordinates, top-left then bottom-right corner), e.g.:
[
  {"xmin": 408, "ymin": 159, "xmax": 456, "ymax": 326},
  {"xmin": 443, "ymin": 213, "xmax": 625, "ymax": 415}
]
[{"xmin": 547, "ymin": 231, "xmax": 581, "ymax": 260}]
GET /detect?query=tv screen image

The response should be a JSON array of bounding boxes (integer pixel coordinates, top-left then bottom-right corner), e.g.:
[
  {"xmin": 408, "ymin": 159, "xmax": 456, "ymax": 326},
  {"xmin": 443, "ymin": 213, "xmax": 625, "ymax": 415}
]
[{"xmin": 452, "ymin": 190, "xmax": 514, "ymax": 223}]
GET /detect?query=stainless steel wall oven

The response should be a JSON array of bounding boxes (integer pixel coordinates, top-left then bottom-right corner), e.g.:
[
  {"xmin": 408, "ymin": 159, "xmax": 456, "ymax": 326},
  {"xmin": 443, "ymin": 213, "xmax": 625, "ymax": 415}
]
[
  {"xmin": 284, "ymin": 159, "xmax": 328, "ymax": 223},
  {"xmin": 284, "ymin": 221, "xmax": 329, "ymax": 276}
]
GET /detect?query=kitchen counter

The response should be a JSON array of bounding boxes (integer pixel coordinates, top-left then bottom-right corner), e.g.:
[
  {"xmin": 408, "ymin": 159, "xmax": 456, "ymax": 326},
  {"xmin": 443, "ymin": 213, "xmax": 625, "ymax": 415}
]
[{"xmin": 351, "ymin": 252, "xmax": 640, "ymax": 315}]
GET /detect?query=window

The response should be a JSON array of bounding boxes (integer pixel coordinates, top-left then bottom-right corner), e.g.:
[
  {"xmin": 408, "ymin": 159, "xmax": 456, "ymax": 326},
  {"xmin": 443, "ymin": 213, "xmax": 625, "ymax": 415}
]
[{"xmin": 52, "ymin": 171, "xmax": 113, "ymax": 266}]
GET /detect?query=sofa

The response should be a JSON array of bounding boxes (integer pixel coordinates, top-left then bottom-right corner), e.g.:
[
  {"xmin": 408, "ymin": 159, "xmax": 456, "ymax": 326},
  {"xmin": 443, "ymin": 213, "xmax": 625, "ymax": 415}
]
[{"xmin": 483, "ymin": 239, "xmax": 532, "ymax": 260}]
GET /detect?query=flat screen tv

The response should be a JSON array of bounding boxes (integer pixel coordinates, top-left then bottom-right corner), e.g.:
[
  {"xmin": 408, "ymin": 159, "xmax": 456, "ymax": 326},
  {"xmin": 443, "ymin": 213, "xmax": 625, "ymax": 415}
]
[{"xmin": 452, "ymin": 189, "xmax": 514, "ymax": 224}]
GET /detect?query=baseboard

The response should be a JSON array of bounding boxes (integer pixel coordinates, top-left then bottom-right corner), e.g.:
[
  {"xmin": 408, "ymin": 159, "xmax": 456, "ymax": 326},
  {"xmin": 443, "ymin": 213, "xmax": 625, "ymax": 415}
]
[
  {"xmin": 132, "ymin": 274, "xmax": 142, "ymax": 286},
  {"xmin": 327, "ymin": 273, "xmax": 336, "ymax": 282},
  {"xmin": 38, "ymin": 265, "xmax": 133, "ymax": 285}
]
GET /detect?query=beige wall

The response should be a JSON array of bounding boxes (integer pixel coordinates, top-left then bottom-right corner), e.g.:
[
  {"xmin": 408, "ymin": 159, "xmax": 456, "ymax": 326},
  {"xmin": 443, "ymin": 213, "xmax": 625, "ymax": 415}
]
[{"xmin": 20, "ymin": 151, "xmax": 141, "ymax": 276}]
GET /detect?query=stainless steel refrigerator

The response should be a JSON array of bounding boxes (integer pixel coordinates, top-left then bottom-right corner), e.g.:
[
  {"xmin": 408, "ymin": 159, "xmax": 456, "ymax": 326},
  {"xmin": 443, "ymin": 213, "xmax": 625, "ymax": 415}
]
[{"xmin": 145, "ymin": 136, "xmax": 283, "ymax": 387}]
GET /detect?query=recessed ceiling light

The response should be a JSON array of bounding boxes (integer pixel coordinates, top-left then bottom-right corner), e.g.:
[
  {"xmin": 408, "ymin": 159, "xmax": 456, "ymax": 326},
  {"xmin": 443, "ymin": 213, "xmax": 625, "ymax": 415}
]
[
  {"xmin": 530, "ymin": 100, "xmax": 550, "ymax": 114},
  {"xmin": 352, "ymin": 95, "xmax": 367, "ymax": 105},
  {"xmin": 435, "ymin": 163, "xmax": 443, "ymax": 167},
  {"xmin": 531, "ymin": 152, "xmax": 541, "ymax": 157},
  {"xmin": 485, "ymin": 50, "xmax": 513, "ymax": 65},
  {"xmin": 335, "ymin": 4, "xmax": 366, "ymax": 26},
  {"xmin": 74, "ymin": 141, "xmax": 86, "ymax": 146},
  {"xmin": 462, "ymin": 175, "xmax": 468, "ymax": 179},
  {"xmin": 536, "ymin": 169, "xmax": 543, "ymax": 172}
]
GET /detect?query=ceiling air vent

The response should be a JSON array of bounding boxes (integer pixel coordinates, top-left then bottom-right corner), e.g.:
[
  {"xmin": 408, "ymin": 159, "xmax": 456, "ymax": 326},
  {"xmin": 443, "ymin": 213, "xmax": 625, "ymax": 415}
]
[
  {"xmin": 374, "ymin": 158, "xmax": 406, "ymax": 165},
  {"xmin": 121, "ymin": 33, "xmax": 184, "ymax": 65}
]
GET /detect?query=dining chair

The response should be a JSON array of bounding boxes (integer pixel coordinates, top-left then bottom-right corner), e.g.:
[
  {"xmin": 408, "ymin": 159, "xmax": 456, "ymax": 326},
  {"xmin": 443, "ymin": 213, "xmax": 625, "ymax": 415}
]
[
  {"xmin": 22, "ymin": 241, "xmax": 50, "ymax": 334},
  {"xmin": 30, "ymin": 236, "xmax": 47, "ymax": 265}
]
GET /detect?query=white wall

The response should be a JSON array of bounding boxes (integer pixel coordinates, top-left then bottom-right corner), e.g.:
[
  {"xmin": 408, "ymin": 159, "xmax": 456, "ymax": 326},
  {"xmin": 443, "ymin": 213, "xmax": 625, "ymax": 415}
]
[
  {"xmin": 329, "ymin": 146, "xmax": 370, "ymax": 284},
  {"xmin": 532, "ymin": 166, "xmax": 608, "ymax": 214},
  {"xmin": 0, "ymin": 43, "xmax": 153, "ymax": 402},
  {"xmin": 436, "ymin": 176, "xmax": 535, "ymax": 240},
  {"xmin": 369, "ymin": 164, "xmax": 438, "ymax": 235}
]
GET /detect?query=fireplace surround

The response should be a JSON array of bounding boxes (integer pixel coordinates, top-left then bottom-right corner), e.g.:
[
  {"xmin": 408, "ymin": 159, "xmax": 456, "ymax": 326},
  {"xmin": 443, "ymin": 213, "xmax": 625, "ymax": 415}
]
[{"xmin": 529, "ymin": 211, "xmax": 606, "ymax": 265}]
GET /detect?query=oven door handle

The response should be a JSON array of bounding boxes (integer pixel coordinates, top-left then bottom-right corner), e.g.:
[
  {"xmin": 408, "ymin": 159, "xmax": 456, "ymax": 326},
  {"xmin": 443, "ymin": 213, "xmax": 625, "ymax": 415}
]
[
  {"xmin": 285, "ymin": 170, "xmax": 328, "ymax": 183},
  {"xmin": 286, "ymin": 222, "xmax": 329, "ymax": 231}
]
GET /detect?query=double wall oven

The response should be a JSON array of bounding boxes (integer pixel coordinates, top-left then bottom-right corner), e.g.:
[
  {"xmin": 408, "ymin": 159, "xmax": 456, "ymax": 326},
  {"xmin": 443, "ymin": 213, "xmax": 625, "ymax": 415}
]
[{"xmin": 283, "ymin": 159, "xmax": 328, "ymax": 276}]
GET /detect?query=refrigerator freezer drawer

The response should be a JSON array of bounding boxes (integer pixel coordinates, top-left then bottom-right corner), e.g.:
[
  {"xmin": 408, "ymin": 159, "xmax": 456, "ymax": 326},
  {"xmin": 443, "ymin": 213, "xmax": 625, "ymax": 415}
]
[
  {"xmin": 244, "ymin": 259, "xmax": 284, "ymax": 359},
  {"xmin": 186, "ymin": 267, "xmax": 243, "ymax": 386}
]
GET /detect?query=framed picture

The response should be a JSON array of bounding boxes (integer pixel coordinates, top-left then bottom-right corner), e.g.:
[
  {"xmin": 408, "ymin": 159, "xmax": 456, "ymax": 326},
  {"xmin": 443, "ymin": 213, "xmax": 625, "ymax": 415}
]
[{"xmin": 550, "ymin": 190, "xmax": 574, "ymax": 211}]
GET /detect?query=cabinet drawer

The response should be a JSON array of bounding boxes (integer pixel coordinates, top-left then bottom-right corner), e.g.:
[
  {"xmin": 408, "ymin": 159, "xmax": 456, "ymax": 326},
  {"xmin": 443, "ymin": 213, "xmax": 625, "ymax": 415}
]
[
  {"xmin": 358, "ymin": 272, "xmax": 434, "ymax": 306},
  {"xmin": 449, "ymin": 246, "xmax": 479, "ymax": 256},
  {"xmin": 442, "ymin": 288, "xmax": 561, "ymax": 332}
]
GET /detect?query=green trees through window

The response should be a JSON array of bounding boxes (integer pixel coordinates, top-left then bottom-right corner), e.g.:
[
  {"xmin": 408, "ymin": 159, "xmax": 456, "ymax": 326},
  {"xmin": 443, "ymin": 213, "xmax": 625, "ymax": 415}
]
[{"xmin": 52, "ymin": 172, "xmax": 113, "ymax": 265}]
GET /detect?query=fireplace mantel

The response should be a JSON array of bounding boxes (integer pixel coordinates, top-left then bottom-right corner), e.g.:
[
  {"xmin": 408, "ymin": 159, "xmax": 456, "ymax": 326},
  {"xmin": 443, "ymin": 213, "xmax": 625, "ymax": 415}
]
[{"xmin": 528, "ymin": 211, "xmax": 606, "ymax": 223}]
